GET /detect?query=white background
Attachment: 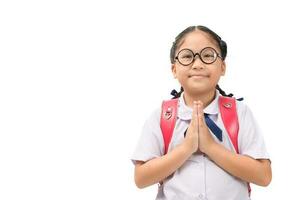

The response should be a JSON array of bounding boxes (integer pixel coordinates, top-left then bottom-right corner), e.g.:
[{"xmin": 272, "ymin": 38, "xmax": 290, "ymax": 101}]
[{"xmin": 0, "ymin": 0, "xmax": 299, "ymax": 199}]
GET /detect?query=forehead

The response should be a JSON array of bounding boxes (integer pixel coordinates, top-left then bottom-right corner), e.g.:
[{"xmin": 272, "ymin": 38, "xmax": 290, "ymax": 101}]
[{"xmin": 177, "ymin": 30, "xmax": 219, "ymax": 52}]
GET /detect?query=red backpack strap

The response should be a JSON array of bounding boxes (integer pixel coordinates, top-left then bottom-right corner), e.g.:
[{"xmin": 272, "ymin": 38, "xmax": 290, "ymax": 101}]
[
  {"xmin": 218, "ymin": 96, "xmax": 239, "ymax": 153},
  {"xmin": 218, "ymin": 96, "xmax": 251, "ymax": 196},
  {"xmin": 160, "ymin": 98, "xmax": 179, "ymax": 155}
]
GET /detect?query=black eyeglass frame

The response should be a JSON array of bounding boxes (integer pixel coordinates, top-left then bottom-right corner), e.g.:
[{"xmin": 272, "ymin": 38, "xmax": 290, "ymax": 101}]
[{"xmin": 175, "ymin": 47, "xmax": 223, "ymax": 66}]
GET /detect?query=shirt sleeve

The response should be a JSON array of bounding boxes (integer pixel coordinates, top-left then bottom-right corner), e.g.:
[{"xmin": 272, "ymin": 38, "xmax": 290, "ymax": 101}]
[
  {"xmin": 238, "ymin": 103, "xmax": 270, "ymax": 160},
  {"xmin": 131, "ymin": 108, "xmax": 164, "ymax": 165}
]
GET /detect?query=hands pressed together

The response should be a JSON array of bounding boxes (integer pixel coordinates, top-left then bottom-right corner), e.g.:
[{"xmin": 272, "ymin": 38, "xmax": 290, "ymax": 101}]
[{"xmin": 184, "ymin": 101, "xmax": 216, "ymax": 155}]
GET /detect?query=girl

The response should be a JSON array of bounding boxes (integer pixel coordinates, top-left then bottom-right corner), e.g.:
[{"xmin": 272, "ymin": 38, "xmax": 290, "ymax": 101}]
[{"xmin": 131, "ymin": 25, "xmax": 272, "ymax": 200}]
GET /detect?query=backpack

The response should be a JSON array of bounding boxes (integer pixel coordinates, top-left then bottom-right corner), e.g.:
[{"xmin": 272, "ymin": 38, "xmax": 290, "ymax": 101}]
[{"xmin": 160, "ymin": 96, "xmax": 251, "ymax": 195}]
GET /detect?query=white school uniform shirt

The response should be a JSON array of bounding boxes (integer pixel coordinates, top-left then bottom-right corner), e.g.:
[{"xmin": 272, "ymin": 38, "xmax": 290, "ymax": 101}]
[{"xmin": 131, "ymin": 90, "xmax": 270, "ymax": 200}]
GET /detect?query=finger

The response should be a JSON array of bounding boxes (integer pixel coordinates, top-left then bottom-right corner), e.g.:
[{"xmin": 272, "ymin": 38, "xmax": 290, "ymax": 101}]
[
  {"xmin": 191, "ymin": 101, "xmax": 198, "ymax": 127},
  {"xmin": 197, "ymin": 101, "xmax": 205, "ymax": 125},
  {"xmin": 197, "ymin": 101, "xmax": 203, "ymax": 116},
  {"xmin": 195, "ymin": 102, "xmax": 199, "ymax": 132}
]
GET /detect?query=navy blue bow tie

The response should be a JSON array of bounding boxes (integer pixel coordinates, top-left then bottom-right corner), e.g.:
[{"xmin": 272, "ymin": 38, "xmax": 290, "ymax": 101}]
[{"xmin": 184, "ymin": 113, "xmax": 222, "ymax": 142}]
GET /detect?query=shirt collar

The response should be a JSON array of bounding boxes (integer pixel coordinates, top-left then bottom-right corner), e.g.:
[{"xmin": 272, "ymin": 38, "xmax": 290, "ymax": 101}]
[{"xmin": 177, "ymin": 89, "xmax": 220, "ymax": 120}]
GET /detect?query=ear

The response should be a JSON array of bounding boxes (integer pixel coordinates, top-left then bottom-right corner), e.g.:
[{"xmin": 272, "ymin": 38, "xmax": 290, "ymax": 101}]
[
  {"xmin": 171, "ymin": 64, "xmax": 177, "ymax": 78},
  {"xmin": 220, "ymin": 61, "xmax": 226, "ymax": 76}
]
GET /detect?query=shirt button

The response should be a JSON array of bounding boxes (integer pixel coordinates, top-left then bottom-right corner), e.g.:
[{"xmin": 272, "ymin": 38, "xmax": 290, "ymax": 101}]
[{"xmin": 198, "ymin": 193, "xmax": 207, "ymax": 200}]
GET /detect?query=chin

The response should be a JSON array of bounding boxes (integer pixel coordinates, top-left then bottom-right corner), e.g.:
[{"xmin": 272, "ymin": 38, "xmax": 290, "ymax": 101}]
[
  {"xmin": 186, "ymin": 86, "xmax": 209, "ymax": 94},
  {"xmin": 190, "ymin": 83, "xmax": 209, "ymax": 90},
  {"xmin": 184, "ymin": 83, "xmax": 215, "ymax": 94}
]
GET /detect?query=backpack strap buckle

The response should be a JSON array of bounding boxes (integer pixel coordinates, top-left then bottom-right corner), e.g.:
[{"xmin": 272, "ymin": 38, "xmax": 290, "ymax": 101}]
[
  {"xmin": 163, "ymin": 107, "xmax": 173, "ymax": 120},
  {"xmin": 223, "ymin": 102, "xmax": 232, "ymax": 108}
]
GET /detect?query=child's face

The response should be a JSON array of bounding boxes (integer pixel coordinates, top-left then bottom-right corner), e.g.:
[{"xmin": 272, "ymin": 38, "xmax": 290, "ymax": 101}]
[{"xmin": 171, "ymin": 30, "xmax": 226, "ymax": 95}]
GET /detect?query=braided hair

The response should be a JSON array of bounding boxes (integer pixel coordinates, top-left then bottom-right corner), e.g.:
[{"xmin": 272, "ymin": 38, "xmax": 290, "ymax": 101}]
[
  {"xmin": 171, "ymin": 85, "xmax": 233, "ymax": 99},
  {"xmin": 170, "ymin": 25, "xmax": 234, "ymax": 99}
]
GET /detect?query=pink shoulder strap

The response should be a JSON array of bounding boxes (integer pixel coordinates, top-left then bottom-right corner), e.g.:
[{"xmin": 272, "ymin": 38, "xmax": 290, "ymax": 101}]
[
  {"xmin": 160, "ymin": 98, "xmax": 178, "ymax": 155},
  {"xmin": 218, "ymin": 96, "xmax": 239, "ymax": 153}
]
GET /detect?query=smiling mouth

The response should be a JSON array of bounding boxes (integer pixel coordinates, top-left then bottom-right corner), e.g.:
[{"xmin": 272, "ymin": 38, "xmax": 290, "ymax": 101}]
[{"xmin": 189, "ymin": 75, "xmax": 209, "ymax": 78}]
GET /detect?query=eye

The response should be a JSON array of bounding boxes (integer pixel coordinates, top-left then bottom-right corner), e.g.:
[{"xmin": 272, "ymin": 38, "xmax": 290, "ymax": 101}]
[
  {"xmin": 182, "ymin": 54, "xmax": 193, "ymax": 59},
  {"xmin": 179, "ymin": 50, "xmax": 193, "ymax": 59},
  {"xmin": 203, "ymin": 53, "xmax": 214, "ymax": 58}
]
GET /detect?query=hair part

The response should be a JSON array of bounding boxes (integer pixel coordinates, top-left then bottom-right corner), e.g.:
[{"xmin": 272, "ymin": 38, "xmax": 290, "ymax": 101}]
[{"xmin": 170, "ymin": 25, "xmax": 227, "ymax": 64}]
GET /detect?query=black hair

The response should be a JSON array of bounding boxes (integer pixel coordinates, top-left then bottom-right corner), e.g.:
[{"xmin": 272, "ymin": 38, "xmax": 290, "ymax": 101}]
[
  {"xmin": 170, "ymin": 25, "xmax": 234, "ymax": 99},
  {"xmin": 170, "ymin": 86, "xmax": 233, "ymax": 99},
  {"xmin": 170, "ymin": 25, "xmax": 227, "ymax": 63}
]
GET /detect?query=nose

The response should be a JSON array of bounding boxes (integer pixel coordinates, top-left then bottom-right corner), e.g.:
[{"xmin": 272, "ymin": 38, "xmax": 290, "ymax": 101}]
[{"xmin": 192, "ymin": 54, "xmax": 205, "ymax": 69}]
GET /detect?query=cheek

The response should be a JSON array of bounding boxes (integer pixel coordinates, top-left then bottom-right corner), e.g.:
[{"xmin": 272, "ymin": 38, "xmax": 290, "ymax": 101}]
[
  {"xmin": 176, "ymin": 72, "xmax": 190, "ymax": 86},
  {"xmin": 209, "ymin": 64, "xmax": 223, "ymax": 76},
  {"xmin": 176, "ymin": 74, "xmax": 187, "ymax": 85},
  {"xmin": 174, "ymin": 67, "xmax": 188, "ymax": 78},
  {"xmin": 209, "ymin": 70, "xmax": 223, "ymax": 84},
  {"xmin": 210, "ymin": 69, "xmax": 220, "ymax": 77}
]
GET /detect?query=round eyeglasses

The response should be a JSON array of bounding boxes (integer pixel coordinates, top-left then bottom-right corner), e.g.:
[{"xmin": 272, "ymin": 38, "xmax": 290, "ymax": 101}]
[{"xmin": 175, "ymin": 47, "xmax": 222, "ymax": 66}]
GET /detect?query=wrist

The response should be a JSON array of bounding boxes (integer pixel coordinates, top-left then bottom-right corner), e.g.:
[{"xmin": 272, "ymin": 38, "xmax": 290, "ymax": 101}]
[
  {"xmin": 181, "ymin": 139, "xmax": 196, "ymax": 156},
  {"xmin": 203, "ymin": 139, "xmax": 217, "ymax": 155}
]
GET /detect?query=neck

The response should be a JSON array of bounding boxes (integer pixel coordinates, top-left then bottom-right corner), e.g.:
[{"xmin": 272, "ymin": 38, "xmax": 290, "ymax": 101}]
[{"xmin": 183, "ymin": 89, "xmax": 216, "ymax": 109}]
